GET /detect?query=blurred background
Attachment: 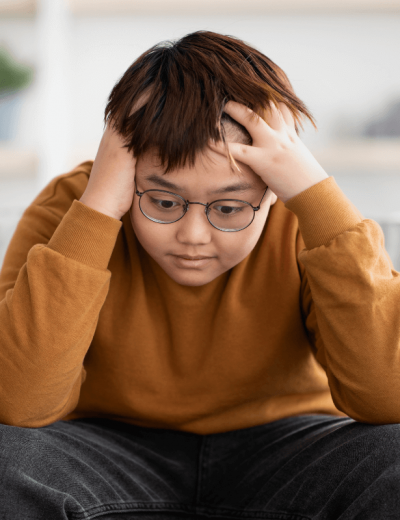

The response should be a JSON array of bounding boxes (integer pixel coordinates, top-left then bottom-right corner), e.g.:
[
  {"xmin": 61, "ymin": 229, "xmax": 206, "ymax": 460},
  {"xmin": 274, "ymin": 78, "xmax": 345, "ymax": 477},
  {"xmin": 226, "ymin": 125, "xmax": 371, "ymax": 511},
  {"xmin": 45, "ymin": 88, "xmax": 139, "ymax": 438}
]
[{"xmin": 1, "ymin": 0, "xmax": 400, "ymax": 269}]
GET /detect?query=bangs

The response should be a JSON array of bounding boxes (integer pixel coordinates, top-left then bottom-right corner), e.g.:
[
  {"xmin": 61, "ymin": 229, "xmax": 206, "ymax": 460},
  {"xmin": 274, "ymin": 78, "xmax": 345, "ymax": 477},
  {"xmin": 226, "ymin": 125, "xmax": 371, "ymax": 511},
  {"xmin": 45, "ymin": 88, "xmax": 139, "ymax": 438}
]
[{"xmin": 104, "ymin": 30, "xmax": 317, "ymax": 175}]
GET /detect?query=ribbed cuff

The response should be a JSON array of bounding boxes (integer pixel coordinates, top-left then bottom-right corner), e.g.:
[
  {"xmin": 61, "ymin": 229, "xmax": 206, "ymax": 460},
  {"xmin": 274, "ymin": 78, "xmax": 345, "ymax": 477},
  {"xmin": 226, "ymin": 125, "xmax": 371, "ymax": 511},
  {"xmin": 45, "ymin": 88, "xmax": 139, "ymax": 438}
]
[
  {"xmin": 47, "ymin": 200, "xmax": 123, "ymax": 270},
  {"xmin": 284, "ymin": 176, "xmax": 364, "ymax": 250}
]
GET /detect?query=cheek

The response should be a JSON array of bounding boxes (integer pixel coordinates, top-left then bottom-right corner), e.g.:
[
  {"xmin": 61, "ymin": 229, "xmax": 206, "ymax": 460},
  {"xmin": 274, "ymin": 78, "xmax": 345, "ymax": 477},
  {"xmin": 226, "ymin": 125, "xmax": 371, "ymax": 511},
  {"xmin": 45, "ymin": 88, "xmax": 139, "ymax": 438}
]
[
  {"xmin": 130, "ymin": 205, "xmax": 172, "ymax": 255},
  {"xmin": 225, "ymin": 237, "xmax": 257, "ymax": 265},
  {"xmin": 226, "ymin": 210, "xmax": 268, "ymax": 260},
  {"xmin": 214, "ymin": 225, "xmax": 264, "ymax": 268}
]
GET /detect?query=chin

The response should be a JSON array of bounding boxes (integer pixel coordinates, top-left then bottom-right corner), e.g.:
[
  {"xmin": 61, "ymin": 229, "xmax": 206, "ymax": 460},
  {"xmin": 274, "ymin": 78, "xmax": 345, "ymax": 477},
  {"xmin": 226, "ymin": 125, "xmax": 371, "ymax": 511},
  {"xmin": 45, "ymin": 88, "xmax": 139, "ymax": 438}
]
[
  {"xmin": 171, "ymin": 271, "xmax": 215, "ymax": 287},
  {"xmin": 162, "ymin": 265, "xmax": 218, "ymax": 287}
]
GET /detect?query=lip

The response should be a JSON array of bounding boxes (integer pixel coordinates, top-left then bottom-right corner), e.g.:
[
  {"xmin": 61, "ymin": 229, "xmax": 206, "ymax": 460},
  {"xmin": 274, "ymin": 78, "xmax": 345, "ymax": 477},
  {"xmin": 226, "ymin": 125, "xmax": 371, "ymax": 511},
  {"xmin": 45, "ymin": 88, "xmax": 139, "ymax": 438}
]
[
  {"xmin": 175, "ymin": 255, "xmax": 213, "ymax": 260},
  {"xmin": 173, "ymin": 255, "xmax": 215, "ymax": 268}
]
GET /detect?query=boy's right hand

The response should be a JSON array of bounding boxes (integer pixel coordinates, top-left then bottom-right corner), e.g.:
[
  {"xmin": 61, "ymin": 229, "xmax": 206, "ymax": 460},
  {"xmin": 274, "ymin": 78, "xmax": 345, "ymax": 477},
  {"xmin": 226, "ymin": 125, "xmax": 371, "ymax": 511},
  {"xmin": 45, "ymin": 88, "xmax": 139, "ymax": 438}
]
[{"xmin": 79, "ymin": 124, "xmax": 137, "ymax": 221}]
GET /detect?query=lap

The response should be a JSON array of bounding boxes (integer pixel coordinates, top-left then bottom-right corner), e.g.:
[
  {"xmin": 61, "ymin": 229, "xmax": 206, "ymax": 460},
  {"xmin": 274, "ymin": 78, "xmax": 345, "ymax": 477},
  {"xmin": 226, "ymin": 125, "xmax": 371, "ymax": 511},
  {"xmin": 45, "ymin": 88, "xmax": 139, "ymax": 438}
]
[
  {"xmin": 0, "ymin": 418, "xmax": 201, "ymax": 519},
  {"xmin": 1, "ymin": 414, "xmax": 400, "ymax": 519},
  {"xmin": 201, "ymin": 414, "xmax": 400, "ymax": 519}
]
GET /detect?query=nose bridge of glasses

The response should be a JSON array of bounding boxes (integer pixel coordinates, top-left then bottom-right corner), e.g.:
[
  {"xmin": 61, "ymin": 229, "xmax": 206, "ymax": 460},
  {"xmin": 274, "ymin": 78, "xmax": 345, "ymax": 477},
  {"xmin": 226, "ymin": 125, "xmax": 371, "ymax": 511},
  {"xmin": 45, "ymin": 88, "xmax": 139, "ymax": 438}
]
[{"xmin": 186, "ymin": 201, "xmax": 209, "ymax": 210}]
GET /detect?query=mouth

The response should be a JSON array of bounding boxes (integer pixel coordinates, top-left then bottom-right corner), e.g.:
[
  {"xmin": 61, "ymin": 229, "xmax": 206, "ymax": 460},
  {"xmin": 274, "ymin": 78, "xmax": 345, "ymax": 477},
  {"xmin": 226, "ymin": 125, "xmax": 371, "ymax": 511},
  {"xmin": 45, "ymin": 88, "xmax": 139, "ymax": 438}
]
[
  {"xmin": 173, "ymin": 255, "xmax": 215, "ymax": 268},
  {"xmin": 176, "ymin": 255, "xmax": 212, "ymax": 260}
]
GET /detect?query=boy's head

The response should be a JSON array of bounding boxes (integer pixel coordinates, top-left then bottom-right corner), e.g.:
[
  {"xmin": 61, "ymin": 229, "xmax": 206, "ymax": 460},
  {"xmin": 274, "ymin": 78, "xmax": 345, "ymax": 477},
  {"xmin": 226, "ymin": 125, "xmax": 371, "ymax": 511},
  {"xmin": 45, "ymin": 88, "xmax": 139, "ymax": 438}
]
[{"xmin": 104, "ymin": 30, "xmax": 316, "ymax": 286}]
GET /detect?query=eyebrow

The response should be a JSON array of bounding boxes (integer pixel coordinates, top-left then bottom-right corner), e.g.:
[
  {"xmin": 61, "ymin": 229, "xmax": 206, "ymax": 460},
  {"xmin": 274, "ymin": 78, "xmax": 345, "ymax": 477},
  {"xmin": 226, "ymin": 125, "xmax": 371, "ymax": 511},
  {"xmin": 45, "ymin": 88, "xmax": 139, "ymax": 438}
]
[{"xmin": 143, "ymin": 174, "xmax": 257, "ymax": 194}]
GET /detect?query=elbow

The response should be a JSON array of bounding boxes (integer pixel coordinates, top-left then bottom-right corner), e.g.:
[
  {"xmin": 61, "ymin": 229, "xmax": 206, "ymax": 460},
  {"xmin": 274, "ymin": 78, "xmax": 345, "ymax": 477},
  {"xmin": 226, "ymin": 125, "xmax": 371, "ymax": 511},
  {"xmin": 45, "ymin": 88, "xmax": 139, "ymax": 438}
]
[
  {"xmin": 331, "ymin": 387, "xmax": 400, "ymax": 425},
  {"xmin": 0, "ymin": 390, "xmax": 81, "ymax": 428},
  {"xmin": 0, "ymin": 405, "xmax": 73, "ymax": 428}
]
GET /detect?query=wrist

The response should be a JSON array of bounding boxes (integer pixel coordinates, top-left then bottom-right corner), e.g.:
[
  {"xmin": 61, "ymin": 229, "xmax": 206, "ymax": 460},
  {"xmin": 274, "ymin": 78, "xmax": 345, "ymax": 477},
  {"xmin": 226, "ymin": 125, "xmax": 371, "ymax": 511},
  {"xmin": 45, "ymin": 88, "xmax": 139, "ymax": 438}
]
[
  {"xmin": 78, "ymin": 195, "xmax": 122, "ymax": 221},
  {"xmin": 280, "ymin": 168, "xmax": 329, "ymax": 204}
]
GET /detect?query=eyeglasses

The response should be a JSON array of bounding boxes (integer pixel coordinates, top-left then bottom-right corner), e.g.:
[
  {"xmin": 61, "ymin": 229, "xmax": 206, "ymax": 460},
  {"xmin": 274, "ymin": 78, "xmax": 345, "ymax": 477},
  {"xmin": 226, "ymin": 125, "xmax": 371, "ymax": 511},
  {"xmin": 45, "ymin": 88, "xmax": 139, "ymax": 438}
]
[{"xmin": 134, "ymin": 179, "xmax": 268, "ymax": 232}]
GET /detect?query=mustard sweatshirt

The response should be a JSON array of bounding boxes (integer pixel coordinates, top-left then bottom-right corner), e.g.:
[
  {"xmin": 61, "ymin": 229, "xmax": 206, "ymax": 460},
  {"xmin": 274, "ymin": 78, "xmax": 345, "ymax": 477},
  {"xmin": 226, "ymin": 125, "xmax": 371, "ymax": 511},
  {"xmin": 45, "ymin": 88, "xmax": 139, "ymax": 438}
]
[{"xmin": 1, "ymin": 161, "xmax": 399, "ymax": 432}]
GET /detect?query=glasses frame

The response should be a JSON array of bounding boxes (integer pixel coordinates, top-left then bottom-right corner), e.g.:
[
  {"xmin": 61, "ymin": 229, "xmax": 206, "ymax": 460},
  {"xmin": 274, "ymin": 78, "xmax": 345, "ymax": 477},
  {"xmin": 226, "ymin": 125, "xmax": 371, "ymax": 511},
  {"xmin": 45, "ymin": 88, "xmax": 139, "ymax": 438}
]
[{"xmin": 134, "ymin": 178, "xmax": 269, "ymax": 232}]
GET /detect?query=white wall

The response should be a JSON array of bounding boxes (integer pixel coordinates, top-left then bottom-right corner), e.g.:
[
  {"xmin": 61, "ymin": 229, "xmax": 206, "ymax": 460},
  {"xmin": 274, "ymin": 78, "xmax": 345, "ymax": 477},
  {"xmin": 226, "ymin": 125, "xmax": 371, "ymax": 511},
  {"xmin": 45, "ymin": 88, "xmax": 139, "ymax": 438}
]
[
  {"xmin": 0, "ymin": 17, "xmax": 38, "ymax": 149},
  {"xmin": 1, "ymin": 12, "xmax": 400, "ymax": 268},
  {"xmin": 1, "ymin": 13, "xmax": 400, "ymax": 161},
  {"xmin": 68, "ymin": 13, "xmax": 400, "ymax": 155}
]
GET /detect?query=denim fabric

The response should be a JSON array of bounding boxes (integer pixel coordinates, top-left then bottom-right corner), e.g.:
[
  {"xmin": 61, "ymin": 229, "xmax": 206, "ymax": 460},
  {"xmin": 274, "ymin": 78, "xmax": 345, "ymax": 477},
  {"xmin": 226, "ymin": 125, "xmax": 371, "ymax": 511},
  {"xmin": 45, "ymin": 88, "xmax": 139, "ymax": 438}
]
[{"xmin": 1, "ymin": 413, "xmax": 400, "ymax": 519}]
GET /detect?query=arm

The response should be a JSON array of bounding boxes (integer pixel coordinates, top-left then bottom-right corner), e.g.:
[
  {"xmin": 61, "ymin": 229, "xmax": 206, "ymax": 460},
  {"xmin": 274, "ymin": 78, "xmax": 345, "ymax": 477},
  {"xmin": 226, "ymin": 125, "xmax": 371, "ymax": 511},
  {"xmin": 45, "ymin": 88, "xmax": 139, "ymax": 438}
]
[
  {"xmin": 0, "ymin": 164, "xmax": 122, "ymax": 427},
  {"xmin": 291, "ymin": 176, "xmax": 400, "ymax": 425}
]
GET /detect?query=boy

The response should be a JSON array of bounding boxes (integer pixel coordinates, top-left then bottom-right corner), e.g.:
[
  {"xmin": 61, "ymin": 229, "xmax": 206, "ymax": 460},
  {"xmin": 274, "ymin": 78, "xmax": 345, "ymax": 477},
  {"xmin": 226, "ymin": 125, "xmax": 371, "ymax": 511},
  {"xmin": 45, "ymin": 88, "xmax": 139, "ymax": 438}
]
[{"xmin": 1, "ymin": 30, "xmax": 400, "ymax": 520}]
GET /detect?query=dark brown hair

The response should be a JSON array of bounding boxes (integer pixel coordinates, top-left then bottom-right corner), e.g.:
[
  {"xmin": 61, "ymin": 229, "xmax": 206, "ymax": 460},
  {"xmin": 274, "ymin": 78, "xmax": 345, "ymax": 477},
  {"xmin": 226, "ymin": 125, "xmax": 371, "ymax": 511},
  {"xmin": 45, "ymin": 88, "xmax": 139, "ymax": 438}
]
[{"xmin": 104, "ymin": 30, "xmax": 317, "ymax": 174}]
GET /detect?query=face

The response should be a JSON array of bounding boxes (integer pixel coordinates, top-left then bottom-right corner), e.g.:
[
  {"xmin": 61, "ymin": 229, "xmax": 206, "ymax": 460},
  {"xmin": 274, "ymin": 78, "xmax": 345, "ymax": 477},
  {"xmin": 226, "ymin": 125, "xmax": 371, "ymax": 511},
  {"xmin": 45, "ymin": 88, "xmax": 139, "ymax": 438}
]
[{"xmin": 129, "ymin": 138, "xmax": 278, "ymax": 287}]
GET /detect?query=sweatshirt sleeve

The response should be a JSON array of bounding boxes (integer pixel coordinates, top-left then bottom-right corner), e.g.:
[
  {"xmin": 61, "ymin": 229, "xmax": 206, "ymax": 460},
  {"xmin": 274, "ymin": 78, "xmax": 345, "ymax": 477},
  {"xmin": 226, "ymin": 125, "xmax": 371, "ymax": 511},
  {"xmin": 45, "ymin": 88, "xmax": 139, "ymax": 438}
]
[
  {"xmin": 0, "ymin": 164, "xmax": 122, "ymax": 427},
  {"xmin": 285, "ymin": 176, "xmax": 400, "ymax": 425}
]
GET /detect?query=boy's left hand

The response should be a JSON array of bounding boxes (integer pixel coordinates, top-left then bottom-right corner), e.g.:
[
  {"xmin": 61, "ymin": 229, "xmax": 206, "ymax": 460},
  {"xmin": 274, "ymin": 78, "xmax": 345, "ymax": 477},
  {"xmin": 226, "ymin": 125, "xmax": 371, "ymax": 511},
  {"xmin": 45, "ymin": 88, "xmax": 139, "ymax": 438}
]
[{"xmin": 208, "ymin": 100, "xmax": 329, "ymax": 204}]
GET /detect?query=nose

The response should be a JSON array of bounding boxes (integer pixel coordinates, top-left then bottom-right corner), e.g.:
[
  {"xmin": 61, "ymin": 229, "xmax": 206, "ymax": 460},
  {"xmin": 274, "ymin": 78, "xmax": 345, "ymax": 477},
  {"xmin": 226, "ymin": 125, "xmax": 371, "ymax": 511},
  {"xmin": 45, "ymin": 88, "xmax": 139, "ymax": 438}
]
[{"xmin": 175, "ymin": 203, "xmax": 213, "ymax": 245}]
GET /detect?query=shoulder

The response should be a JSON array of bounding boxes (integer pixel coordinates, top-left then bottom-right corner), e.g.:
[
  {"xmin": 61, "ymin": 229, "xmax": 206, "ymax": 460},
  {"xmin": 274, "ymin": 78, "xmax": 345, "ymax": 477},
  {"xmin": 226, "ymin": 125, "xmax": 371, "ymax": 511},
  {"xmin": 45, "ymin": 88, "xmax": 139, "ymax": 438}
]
[
  {"xmin": 0, "ymin": 161, "xmax": 94, "ymax": 298},
  {"xmin": 32, "ymin": 161, "xmax": 93, "ymax": 220}
]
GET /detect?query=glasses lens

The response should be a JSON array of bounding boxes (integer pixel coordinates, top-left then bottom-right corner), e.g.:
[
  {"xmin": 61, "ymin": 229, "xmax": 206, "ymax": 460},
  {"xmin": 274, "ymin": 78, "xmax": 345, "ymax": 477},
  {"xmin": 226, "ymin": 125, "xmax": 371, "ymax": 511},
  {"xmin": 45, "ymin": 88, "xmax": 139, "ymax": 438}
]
[
  {"xmin": 208, "ymin": 200, "xmax": 254, "ymax": 231},
  {"xmin": 140, "ymin": 191, "xmax": 255, "ymax": 231},
  {"xmin": 140, "ymin": 191, "xmax": 186, "ymax": 223}
]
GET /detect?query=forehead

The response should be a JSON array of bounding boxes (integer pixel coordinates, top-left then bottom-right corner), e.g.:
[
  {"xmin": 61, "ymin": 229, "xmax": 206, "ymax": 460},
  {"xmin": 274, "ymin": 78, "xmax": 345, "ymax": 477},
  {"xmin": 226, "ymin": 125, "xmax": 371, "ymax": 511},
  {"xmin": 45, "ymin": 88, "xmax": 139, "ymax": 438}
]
[
  {"xmin": 141, "ymin": 173, "xmax": 260, "ymax": 196},
  {"xmin": 135, "ymin": 146, "xmax": 263, "ymax": 190}
]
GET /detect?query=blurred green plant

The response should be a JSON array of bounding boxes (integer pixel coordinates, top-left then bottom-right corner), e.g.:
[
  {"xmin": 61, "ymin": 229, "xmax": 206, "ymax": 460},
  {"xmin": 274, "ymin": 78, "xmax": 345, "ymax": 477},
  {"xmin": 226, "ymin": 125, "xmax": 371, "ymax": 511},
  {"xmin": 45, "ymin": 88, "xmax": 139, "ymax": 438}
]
[{"xmin": 0, "ymin": 45, "xmax": 33, "ymax": 95}]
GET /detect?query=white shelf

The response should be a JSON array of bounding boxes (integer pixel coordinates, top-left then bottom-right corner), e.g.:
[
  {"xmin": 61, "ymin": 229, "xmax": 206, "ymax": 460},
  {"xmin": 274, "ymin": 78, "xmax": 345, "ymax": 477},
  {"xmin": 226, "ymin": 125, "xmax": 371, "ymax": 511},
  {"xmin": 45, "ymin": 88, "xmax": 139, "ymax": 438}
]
[
  {"xmin": 0, "ymin": 0, "xmax": 35, "ymax": 16},
  {"xmin": 67, "ymin": 0, "xmax": 400, "ymax": 15},
  {"xmin": 312, "ymin": 139, "xmax": 400, "ymax": 174},
  {"xmin": 2, "ymin": 0, "xmax": 400, "ymax": 17},
  {"xmin": 0, "ymin": 145, "xmax": 38, "ymax": 179},
  {"xmin": 1, "ymin": 139, "xmax": 400, "ymax": 180}
]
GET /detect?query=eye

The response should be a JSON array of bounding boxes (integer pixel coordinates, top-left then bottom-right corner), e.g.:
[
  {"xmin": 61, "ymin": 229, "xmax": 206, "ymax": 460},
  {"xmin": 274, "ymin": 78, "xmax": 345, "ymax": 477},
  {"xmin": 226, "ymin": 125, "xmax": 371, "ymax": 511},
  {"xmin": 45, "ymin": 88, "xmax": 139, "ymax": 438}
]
[
  {"xmin": 215, "ymin": 205, "xmax": 243, "ymax": 214},
  {"xmin": 150, "ymin": 197, "xmax": 177, "ymax": 209},
  {"xmin": 146, "ymin": 193, "xmax": 185, "ymax": 211},
  {"xmin": 211, "ymin": 201, "xmax": 245, "ymax": 213}
]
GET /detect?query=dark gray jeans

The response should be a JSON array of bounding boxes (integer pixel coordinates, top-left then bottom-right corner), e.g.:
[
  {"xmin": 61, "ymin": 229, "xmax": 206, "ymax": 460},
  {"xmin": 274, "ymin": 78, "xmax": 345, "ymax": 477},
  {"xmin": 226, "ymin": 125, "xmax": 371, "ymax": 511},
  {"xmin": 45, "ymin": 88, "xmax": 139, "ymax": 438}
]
[{"xmin": 0, "ymin": 413, "xmax": 399, "ymax": 519}]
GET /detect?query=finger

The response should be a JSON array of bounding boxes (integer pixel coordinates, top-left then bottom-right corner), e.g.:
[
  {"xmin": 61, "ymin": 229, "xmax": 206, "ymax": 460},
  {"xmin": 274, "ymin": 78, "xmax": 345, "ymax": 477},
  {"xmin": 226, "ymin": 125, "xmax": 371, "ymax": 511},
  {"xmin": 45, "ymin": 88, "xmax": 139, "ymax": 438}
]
[
  {"xmin": 222, "ymin": 100, "xmax": 272, "ymax": 140},
  {"xmin": 209, "ymin": 139, "xmax": 260, "ymax": 173},
  {"xmin": 275, "ymin": 102, "xmax": 296, "ymax": 130},
  {"xmin": 262, "ymin": 101, "xmax": 288, "ymax": 131},
  {"xmin": 208, "ymin": 139, "xmax": 229, "ymax": 156}
]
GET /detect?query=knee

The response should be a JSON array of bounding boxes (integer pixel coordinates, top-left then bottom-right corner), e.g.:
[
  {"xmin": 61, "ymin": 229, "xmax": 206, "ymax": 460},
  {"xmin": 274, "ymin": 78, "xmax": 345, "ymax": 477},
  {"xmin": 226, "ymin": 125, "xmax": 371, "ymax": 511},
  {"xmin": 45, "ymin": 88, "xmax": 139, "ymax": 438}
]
[
  {"xmin": 0, "ymin": 422, "xmax": 50, "ymax": 464},
  {"xmin": 352, "ymin": 422, "xmax": 400, "ymax": 463}
]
